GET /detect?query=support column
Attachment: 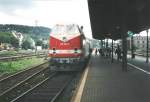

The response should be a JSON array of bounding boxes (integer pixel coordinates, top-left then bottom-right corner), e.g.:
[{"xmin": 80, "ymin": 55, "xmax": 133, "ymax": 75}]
[
  {"xmin": 122, "ymin": 28, "xmax": 127, "ymax": 71},
  {"xmin": 111, "ymin": 39, "xmax": 114, "ymax": 63},
  {"xmin": 103, "ymin": 39, "xmax": 105, "ymax": 48},
  {"xmin": 101, "ymin": 40, "xmax": 103, "ymax": 48},
  {"xmin": 106, "ymin": 39, "xmax": 108, "ymax": 48},
  {"xmin": 120, "ymin": 0, "xmax": 128, "ymax": 71},
  {"xmin": 131, "ymin": 36, "xmax": 135, "ymax": 59},
  {"xmin": 146, "ymin": 30, "xmax": 149, "ymax": 63},
  {"xmin": 105, "ymin": 39, "xmax": 107, "ymax": 48}
]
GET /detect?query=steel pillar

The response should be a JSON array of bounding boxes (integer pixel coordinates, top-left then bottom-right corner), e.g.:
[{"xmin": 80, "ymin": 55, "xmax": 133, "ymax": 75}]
[
  {"xmin": 121, "ymin": 0, "xmax": 128, "ymax": 71},
  {"xmin": 131, "ymin": 36, "xmax": 135, "ymax": 59},
  {"xmin": 111, "ymin": 39, "xmax": 114, "ymax": 63},
  {"xmin": 146, "ymin": 30, "xmax": 149, "ymax": 63},
  {"xmin": 106, "ymin": 39, "xmax": 108, "ymax": 48},
  {"xmin": 103, "ymin": 39, "xmax": 105, "ymax": 48},
  {"xmin": 122, "ymin": 28, "xmax": 127, "ymax": 71},
  {"xmin": 105, "ymin": 39, "xmax": 107, "ymax": 48},
  {"xmin": 101, "ymin": 40, "xmax": 103, "ymax": 48}
]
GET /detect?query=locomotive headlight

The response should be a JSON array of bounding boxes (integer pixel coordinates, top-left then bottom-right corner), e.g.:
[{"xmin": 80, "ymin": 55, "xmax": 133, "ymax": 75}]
[
  {"xmin": 53, "ymin": 48, "xmax": 56, "ymax": 54},
  {"xmin": 74, "ymin": 48, "xmax": 78, "ymax": 53}
]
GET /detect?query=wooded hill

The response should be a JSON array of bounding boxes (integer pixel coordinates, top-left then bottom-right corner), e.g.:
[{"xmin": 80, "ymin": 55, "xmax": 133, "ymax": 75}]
[{"xmin": 0, "ymin": 24, "xmax": 51, "ymax": 40}]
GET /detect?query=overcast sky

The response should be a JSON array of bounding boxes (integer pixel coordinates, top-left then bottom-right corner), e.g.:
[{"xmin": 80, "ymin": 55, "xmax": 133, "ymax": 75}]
[
  {"xmin": 0, "ymin": 0, "xmax": 93, "ymax": 38},
  {"xmin": 0, "ymin": 0, "xmax": 149, "ymax": 38}
]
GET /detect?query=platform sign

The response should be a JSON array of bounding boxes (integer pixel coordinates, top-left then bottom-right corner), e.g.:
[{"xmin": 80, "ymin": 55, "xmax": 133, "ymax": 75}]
[{"xmin": 127, "ymin": 31, "xmax": 134, "ymax": 37}]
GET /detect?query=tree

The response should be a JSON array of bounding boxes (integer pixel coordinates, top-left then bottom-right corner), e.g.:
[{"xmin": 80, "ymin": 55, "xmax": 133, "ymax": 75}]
[
  {"xmin": 0, "ymin": 32, "xmax": 19, "ymax": 48},
  {"xmin": 22, "ymin": 40, "xmax": 31, "ymax": 50},
  {"xmin": 0, "ymin": 24, "xmax": 51, "ymax": 40},
  {"xmin": 36, "ymin": 40, "xmax": 42, "ymax": 46},
  {"xmin": 10, "ymin": 36, "xmax": 19, "ymax": 48},
  {"xmin": 42, "ymin": 43, "xmax": 48, "ymax": 49}
]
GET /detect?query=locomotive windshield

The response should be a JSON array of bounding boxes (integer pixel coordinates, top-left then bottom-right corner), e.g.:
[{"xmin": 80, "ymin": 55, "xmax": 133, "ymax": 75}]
[{"xmin": 52, "ymin": 24, "xmax": 79, "ymax": 35}]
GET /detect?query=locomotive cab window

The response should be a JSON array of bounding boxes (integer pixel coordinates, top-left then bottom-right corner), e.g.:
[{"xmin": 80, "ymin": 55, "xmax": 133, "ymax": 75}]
[
  {"xmin": 52, "ymin": 25, "xmax": 66, "ymax": 35},
  {"xmin": 66, "ymin": 25, "xmax": 79, "ymax": 34}
]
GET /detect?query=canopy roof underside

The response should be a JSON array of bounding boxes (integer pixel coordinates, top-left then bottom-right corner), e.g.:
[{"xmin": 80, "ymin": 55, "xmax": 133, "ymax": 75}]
[{"xmin": 88, "ymin": 0, "xmax": 150, "ymax": 40}]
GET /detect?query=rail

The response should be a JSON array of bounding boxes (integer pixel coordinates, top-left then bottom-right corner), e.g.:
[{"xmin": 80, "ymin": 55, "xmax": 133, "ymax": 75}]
[
  {"xmin": 0, "ymin": 53, "xmax": 46, "ymax": 61},
  {"xmin": 0, "ymin": 61, "xmax": 48, "ymax": 94},
  {"xmin": 11, "ymin": 72, "xmax": 76, "ymax": 102}
]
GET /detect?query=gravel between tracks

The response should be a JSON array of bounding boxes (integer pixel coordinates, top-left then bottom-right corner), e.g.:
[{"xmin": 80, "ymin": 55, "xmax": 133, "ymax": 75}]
[
  {"xmin": 0, "ymin": 62, "xmax": 48, "ymax": 94},
  {"xmin": 12, "ymin": 72, "xmax": 76, "ymax": 102}
]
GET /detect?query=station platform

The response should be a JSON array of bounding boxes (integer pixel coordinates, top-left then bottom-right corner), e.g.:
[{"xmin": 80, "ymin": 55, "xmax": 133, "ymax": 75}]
[{"xmin": 78, "ymin": 55, "xmax": 150, "ymax": 102}]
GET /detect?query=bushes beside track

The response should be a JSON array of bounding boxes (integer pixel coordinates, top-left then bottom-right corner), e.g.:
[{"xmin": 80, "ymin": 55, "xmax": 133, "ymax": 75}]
[
  {"xmin": 0, "ymin": 57, "xmax": 44, "ymax": 74},
  {"xmin": 0, "ymin": 51, "xmax": 17, "ymax": 57}
]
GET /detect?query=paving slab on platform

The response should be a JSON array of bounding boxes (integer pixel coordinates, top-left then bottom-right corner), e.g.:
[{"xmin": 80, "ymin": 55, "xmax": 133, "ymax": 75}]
[{"xmin": 81, "ymin": 56, "xmax": 150, "ymax": 102}]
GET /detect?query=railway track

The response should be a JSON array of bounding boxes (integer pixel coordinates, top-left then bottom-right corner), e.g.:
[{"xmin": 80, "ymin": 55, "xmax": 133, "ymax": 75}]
[
  {"xmin": 0, "ymin": 53, "xmax": 46, "ymax": 62},
  {"xmin": 0, "ymin": 61, "xmax": 87, "ymax": 102},
  {"xmin": 9, "ymin": 72, "xmax": 76, "ymax": 102},
  {"xmin": 0, "ymin": 67, "xmax": 50, "ymax": 102},
  {"xmin": 0, "ymin": 62, "xmax": 48, "ymax": 95}
]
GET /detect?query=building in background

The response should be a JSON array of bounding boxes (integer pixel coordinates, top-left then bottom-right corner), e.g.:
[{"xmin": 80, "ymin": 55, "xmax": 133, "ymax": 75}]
[
  {"xmin": 127, "ymin": 36, "xmax": 150, "ymax": 51},
  {"xmin": 12, "ymin": 31, "xmax": 23, "ymax": 47}
]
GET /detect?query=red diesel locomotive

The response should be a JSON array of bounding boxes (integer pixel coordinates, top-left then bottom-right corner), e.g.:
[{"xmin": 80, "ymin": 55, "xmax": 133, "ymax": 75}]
[{"xmin": 48, "ymin": 24, "xmax": 90, "ymax": 71}]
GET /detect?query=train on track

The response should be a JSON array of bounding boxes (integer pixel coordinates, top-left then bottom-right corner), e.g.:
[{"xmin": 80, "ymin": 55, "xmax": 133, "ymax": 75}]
[{"xmin": 48, "ymin": 24, "xmax": 91, "ymax": 71}]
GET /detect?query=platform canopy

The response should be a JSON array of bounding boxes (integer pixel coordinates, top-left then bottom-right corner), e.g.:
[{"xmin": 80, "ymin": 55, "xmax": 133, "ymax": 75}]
[{"xmin": 88, "ymin": 0, "xmax": 150, "ymax": 40}]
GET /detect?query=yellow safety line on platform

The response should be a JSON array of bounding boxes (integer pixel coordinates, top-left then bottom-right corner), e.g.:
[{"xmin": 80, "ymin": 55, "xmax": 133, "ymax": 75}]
[{"xmin": 71, "ymin": 63, "xmax": 90, "ymax": 102}]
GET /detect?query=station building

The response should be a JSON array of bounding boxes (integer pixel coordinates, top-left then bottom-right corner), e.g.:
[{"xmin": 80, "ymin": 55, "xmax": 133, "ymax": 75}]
[{"xmin": 127, "ymin": 36, "xmax": 150, "ymax": 52}]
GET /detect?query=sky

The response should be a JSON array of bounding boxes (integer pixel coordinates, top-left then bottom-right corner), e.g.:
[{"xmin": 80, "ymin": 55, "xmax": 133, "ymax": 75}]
[
  {"xmin": 0, "ymin": 0, "xmax": 149, "ymax": 39},
  {"xmin": 133, "ymin": 29, "xmax": 150, "ymax": 37},
  {"xmin": 0, "ymin": 0, "xmax": 93, "ymax": 38}
]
